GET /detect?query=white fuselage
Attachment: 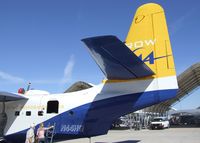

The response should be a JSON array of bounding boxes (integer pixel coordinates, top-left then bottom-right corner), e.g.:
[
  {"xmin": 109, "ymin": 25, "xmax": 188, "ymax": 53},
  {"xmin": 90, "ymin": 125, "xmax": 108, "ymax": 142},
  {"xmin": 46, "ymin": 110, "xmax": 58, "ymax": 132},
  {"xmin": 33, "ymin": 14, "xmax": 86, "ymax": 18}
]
[{"xmin": 3, "ymin": 76, "xmax": 177, "ymax": 136}]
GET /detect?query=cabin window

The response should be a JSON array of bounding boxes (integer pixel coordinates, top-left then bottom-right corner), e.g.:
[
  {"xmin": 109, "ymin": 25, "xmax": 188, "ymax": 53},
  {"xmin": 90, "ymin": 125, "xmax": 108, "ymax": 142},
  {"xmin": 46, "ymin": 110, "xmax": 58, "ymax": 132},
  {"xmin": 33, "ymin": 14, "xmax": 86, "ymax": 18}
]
[
  {"xmin": 15, "ymin": 111, "xmax": 20, "ymax": 116},
  {"xmin": 47, "ymin": 100, "xmax": 59, "ymax": 114},
  {"xmin": 38, "ymin": 111, "xmax": 44, "ymax": 116},
  {"xmin": 26, "ymin": 111, "xmax": 31, "ymax": 116},
  {"xmin": 69, "ymin": 110, "xmax": 74, "ymax": 116}
]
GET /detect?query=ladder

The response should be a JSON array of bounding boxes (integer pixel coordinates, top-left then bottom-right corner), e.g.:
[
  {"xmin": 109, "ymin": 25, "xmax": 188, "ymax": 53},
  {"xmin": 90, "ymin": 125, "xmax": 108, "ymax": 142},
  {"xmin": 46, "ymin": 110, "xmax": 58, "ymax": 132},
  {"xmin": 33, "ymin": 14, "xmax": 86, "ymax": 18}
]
[{"xmin": 45, "ymin": 123, "xmax": 56, "ymax": 143}]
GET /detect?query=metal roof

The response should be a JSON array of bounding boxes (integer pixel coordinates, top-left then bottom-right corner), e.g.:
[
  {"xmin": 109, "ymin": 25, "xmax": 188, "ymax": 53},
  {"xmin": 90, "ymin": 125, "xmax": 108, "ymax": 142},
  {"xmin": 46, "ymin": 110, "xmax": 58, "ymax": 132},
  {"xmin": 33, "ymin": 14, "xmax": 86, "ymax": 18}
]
[
  {"xmin": 64, "ymin": 81, "xmax": 93, "ymax": 93},
  {"xmin": 144, "ymin": 62, "xmax": 200, "ymax": 113},
  {"xmin": 64, "ymin": 63, "xmax": 200, "ymax": 113}
]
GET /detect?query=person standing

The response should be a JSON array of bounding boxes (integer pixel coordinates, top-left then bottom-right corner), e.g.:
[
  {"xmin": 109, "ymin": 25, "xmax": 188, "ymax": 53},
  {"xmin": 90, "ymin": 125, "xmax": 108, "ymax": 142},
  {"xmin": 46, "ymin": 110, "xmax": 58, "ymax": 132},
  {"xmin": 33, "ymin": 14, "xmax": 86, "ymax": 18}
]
[
  {"xmin": 37, "ymin": 123, "xmax": 53, "ymax": 143},
  {"xmin": 25, "ymin": 124, "xmax": 35, "ymax": 143}
]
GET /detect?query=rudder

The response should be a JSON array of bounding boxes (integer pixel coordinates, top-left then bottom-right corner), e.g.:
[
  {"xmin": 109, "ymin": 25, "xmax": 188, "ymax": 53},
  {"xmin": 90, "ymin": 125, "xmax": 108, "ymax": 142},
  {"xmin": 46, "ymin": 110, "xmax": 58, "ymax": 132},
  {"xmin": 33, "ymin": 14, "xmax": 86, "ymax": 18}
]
[{"xmin": 125, "ymin": 3, "xmax": 176, "ymax": 78}]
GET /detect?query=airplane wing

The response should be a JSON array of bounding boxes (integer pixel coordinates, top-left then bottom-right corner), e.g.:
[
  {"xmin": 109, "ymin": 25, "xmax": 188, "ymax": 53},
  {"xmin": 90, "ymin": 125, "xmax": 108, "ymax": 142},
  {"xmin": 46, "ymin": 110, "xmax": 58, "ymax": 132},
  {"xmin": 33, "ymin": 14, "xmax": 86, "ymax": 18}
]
[
  {"xmin": 0, "ymin": 91, "xmax": 28, "ymax": 102},
  {"xmin": 82, "ymin": 35, "xmax": 154, "ymax": 80}
]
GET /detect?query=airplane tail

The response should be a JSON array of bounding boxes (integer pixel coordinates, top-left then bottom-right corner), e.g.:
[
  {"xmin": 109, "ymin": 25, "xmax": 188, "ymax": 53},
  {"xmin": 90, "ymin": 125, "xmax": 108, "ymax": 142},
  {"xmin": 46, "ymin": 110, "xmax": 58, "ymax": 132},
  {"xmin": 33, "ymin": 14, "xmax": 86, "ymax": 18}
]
[
  {"xmin": 126, "ymin": 3, "xmax": 176, "ymax": 79},
  {"xmin": 80, "ymin": 4, "xmax": 179, "ymax": 137}
]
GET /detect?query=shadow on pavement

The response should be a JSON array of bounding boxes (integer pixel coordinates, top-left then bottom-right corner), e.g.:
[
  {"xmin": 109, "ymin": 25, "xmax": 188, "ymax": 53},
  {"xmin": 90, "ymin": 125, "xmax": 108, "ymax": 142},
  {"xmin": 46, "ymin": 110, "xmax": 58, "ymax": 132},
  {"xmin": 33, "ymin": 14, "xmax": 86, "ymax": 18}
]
[
  {"xmin": 170, "ymin": 125, "xmax": 200, "ymax": 128},
  {"xmin": 95, "ymin": 140, "xmax": 140, "ymax": 143}
]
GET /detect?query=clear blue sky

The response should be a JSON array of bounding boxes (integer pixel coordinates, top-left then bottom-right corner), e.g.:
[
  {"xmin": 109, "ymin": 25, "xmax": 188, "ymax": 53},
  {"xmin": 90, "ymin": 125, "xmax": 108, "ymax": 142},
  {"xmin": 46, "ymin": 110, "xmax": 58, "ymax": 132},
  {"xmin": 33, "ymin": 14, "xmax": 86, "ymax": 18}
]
[{"xmin": 0, "ymin": 0, "xmax": 199, "ymax": 110}]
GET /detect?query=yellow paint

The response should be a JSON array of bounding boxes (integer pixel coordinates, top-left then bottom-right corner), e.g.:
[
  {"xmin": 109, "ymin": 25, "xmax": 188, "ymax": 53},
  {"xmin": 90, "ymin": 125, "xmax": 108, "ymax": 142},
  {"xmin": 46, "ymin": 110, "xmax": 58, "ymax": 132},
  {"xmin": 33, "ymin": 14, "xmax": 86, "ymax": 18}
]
[
  {"xmin": 102, "ymin": 75, "xmax": 155, "ymax": 84},
  {"xmin": 7, "ymin": 105, "xmax": 65, "ymax": 110},
  {"xmin": 125, "ymin": 3, "xmax": 176, "ymax": 79}
]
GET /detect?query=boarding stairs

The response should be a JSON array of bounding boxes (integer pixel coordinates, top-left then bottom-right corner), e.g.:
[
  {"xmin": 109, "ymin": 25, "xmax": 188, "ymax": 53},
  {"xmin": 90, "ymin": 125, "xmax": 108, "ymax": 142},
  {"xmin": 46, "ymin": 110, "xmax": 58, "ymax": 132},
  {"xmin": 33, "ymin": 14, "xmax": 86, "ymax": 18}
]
[{"xmin": 46, "ymin": 123, "xmax": 56, "ymax": 143}]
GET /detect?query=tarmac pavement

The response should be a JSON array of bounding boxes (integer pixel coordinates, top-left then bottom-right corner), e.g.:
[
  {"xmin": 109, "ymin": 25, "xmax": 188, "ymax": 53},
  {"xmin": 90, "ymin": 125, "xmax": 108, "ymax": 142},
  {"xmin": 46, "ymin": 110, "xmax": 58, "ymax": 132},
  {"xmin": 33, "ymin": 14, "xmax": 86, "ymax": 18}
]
[{"xmin": 58, "ymin": 127, "xmax": 200, "ymax": 143}]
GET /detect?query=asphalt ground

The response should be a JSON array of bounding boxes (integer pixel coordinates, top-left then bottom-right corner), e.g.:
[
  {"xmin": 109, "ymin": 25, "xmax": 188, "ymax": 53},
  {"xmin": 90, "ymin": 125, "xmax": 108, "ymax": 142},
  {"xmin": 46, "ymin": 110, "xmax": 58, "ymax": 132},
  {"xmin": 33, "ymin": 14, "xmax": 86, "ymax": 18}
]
[{"xmin": 59, "ymin": 127, "xmax": 200, "ymax": 143}]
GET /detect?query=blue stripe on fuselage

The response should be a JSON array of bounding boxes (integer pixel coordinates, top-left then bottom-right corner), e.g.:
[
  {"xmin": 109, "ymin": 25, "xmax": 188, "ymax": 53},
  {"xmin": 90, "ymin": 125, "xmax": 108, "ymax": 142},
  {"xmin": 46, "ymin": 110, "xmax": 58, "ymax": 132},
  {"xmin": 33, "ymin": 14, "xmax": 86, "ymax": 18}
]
[{"xmin": 4, "ymin": 89, "xmax": 177, "ymax": 143}]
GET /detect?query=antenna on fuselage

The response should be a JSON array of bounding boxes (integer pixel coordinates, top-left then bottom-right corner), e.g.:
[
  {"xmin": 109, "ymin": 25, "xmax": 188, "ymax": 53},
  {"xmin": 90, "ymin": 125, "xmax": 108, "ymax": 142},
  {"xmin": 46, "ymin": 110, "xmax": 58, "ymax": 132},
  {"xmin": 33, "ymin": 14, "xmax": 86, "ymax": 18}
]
[{"xmin": 27, "ymin": 82, "xmax": 31, "ymax": 91}]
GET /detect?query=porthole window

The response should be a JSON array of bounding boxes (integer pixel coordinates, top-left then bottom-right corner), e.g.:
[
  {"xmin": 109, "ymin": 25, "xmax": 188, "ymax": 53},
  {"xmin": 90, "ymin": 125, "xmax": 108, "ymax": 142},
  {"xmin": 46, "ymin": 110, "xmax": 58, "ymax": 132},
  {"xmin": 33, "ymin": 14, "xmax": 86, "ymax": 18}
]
[
  {"xmin": 38, "ymin": 111, "xmax": 43, "ymax": 116},
  {"xmin": 26, "ymin": 111, "xmax": 31, "ymax": 116},
  {"xmin": 69, "ymin": 110, "xmax": 74, "ymax": 116},
  {"xmin": 15, "ymin": 111, "xmax": 20, "ymax": 116}
]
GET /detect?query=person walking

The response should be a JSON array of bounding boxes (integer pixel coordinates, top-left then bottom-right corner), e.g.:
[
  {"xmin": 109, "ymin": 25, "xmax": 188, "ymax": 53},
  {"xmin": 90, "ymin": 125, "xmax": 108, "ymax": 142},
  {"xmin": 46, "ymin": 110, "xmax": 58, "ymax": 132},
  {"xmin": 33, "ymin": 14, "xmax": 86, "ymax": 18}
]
[
  {"xmin": 25, "ymin": 124, "xmax": 35, "ymax": 143},
  {"xmin": 37, "ymin": 123, "xmax": 53, "ymax": 143}
]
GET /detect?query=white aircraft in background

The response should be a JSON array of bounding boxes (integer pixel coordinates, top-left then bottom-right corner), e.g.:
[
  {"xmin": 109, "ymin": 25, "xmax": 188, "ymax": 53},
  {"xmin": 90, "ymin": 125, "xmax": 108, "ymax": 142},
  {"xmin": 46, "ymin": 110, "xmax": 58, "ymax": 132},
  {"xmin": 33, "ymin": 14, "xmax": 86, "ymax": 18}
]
[
  {"xmin": 170, "ymin": 108, "xmax": 200, "ymax": 125},
  {"xmin": 0, "ymin": 3, "xmax": 178, "ymax": 143}
]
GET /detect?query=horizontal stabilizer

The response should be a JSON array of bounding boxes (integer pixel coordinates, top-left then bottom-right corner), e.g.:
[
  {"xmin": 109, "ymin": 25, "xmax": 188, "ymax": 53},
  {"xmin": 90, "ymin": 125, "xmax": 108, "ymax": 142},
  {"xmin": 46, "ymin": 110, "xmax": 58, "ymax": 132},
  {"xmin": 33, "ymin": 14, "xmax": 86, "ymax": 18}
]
[
  {"xmin": 82, "ymin": 35, "xmax": 154, "ymax": 80},
  {"xmin": 0, "ymin": 91, "xmax": 27, "ymax": 102}
]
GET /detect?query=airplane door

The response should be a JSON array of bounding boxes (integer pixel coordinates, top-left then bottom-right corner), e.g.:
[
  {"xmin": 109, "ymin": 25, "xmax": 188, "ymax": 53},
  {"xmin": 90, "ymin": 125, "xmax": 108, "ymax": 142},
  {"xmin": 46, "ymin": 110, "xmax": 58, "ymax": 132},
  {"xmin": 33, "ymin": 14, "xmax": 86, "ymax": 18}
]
[{"xmin": 39, "ymin": 96, "xmax": 60, "ymax": 131}]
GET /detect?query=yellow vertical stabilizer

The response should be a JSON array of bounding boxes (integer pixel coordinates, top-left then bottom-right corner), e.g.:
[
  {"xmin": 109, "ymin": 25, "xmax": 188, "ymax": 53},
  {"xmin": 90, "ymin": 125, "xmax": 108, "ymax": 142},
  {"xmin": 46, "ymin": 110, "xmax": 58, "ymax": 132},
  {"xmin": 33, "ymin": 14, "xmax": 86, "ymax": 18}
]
[{"xmin": 126, "ymin": 3, "xmax": 176, "ymax": 78}]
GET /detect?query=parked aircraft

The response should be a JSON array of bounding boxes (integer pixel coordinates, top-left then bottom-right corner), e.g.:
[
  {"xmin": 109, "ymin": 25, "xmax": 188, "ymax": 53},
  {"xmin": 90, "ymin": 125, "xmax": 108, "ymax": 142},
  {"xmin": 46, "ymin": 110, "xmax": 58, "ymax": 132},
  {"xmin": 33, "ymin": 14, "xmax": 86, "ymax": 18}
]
[
  {"xmin": 170, "ymin": 108, "xmax": 200, "ymax": 125},
  {"xmin": 0, "ymin": 3, "xmax": 178, "ymax": 143}
]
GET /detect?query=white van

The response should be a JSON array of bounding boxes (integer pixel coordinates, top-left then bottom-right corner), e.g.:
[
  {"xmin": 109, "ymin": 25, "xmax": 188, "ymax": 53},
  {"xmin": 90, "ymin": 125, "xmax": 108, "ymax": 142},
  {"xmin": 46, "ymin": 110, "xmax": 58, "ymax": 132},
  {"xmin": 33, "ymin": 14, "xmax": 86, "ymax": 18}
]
[{"xmin": 150, "ymin": 117, "xmax": 170, "ymax": 129}]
